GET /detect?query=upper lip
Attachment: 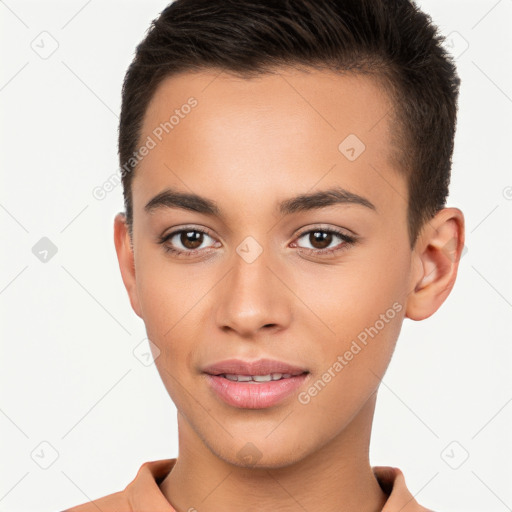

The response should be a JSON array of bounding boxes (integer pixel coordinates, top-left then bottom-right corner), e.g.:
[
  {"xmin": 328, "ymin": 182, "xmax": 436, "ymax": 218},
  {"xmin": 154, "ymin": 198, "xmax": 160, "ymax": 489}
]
[{"xmin": 203, "ymin": 358, "xmax": 309, "ymax": 376}]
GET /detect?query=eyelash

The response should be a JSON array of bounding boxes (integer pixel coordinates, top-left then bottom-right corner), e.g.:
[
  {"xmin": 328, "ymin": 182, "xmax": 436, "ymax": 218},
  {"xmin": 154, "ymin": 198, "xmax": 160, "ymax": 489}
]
[{"xmin": 157, "ymin": 226, "xmax": 357, "ymax": 258}]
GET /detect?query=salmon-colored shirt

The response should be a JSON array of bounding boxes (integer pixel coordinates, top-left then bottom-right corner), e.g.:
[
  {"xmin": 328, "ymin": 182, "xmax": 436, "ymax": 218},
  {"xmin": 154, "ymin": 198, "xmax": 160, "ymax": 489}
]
[{"xmin": 62, "ymin": 459, "xmax": 433, "ymax": 511}]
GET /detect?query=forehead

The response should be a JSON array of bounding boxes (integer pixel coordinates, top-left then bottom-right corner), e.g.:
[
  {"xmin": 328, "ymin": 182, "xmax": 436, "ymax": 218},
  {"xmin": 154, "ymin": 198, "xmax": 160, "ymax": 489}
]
[{"xmin": 133, "ymin": 67, "xmax": 406, "ymax": 219}]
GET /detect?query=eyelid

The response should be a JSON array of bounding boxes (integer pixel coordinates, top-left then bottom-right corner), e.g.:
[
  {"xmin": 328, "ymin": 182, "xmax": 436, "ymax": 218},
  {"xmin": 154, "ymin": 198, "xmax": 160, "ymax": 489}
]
[
  {"xmin": 294, "ymin": 224, "xmax": 355, "ymax": 239},
  {"xmin": 160, "ymin": 224, "xmax": 216, "ymax": 241}
]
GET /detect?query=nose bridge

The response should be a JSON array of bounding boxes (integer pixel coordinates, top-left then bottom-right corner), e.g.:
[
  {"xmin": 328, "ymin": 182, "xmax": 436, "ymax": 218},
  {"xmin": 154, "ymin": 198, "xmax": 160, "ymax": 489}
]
[{"xmin": 214, "ymin": 238, "xmax": 291, "ymax": 336}]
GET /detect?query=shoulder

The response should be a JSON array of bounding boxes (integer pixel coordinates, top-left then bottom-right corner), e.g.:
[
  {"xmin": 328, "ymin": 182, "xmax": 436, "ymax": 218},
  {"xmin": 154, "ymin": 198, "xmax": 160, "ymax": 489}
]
[
  {"xmin": 59, "ymin": 459, "xmax": 177, "ymax": 512},
  {"xmin": 60, "ymin": 489, "xmax": 131, "ymax": 512}
]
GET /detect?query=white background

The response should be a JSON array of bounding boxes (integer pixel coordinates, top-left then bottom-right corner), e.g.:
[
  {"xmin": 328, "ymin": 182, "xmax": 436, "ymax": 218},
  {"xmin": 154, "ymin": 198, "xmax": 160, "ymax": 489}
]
[{"xmin": 1, "ymin": 1, "xmax": 511, "ymax": 511}]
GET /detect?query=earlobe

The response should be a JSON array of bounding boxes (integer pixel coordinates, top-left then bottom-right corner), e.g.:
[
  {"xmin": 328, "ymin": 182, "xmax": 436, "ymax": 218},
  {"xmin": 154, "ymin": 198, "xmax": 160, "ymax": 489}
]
[
  {"xmin": 405, "ymin": 208, "xmax": 465, "ymax": 321},
  {"xmin": 113, "ymin": 213, "xmax": 143, "ymax": 318}
]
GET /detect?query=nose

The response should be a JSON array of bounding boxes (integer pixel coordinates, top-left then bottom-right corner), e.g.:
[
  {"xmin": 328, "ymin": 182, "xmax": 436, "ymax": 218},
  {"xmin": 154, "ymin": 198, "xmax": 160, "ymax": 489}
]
[{"xmin": 214, "ymin": 248, "xmax": 292, "ymax": 338}]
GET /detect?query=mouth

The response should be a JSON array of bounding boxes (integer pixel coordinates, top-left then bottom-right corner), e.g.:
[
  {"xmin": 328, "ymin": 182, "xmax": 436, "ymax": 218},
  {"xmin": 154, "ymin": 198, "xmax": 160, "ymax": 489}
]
[
  {"xmin": 214, "ymin": 372, "xmax": 308, "ymax": 382},
  {"xmin": 202, "ymin": 358, "xmax": 310, "ymax": 409}
]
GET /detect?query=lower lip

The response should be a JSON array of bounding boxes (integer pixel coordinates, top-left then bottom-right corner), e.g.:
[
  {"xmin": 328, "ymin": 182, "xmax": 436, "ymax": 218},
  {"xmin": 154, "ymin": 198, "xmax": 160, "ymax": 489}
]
[{"xmin": 205, "ymin": 373, "xmax": 309, "ymax": 409}]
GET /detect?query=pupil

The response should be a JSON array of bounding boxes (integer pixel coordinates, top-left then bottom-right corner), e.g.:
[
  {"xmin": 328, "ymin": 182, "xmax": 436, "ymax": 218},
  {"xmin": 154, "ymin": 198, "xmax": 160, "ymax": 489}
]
[
  {"xmin": 181, "ymin": 230, "xmax": 203, "ymax": 249},
  {"xmin": 310, "ymin": 231, "xmax": 331, "ymax": 249}
]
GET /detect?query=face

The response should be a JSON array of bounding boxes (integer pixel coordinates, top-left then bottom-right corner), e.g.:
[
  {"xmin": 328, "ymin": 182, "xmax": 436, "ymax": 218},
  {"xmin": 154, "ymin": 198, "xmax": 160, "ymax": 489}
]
[{"xmin": 115, "ymin": 67, "xmax": 442, "ymax": 468}]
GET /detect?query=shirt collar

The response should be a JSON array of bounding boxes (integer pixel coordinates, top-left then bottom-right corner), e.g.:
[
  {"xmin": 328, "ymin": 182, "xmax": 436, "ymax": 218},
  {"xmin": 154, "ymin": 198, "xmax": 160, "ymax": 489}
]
[
  {"xmin": 125, "ymin": 459, "xmax": 430, "ymax": 511},
  {"xmin": 373, "ymin": 466, "xmax": 432, "ymax": 511}
]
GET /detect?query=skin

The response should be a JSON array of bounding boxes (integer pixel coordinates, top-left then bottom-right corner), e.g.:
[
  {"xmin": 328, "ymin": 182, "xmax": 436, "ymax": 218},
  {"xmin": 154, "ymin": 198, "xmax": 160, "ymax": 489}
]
[{"xmin": 114, "ymin": 67, "xmax": 465, "ymax": 512}]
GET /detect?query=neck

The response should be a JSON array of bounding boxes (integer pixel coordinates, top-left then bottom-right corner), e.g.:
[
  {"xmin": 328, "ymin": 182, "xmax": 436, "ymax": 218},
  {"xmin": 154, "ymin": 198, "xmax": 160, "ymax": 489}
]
[{"xmin": 160, "ymin": 393, "xmax": 387, "ymax": 512}]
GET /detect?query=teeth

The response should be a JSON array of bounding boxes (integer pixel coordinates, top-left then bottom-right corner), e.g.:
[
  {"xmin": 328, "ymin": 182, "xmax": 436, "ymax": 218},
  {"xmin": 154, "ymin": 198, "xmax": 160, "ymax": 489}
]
[
  {"xmin": 253, "ymin": 374, "xmax": 272, "ymax": 382},
  {"xmin": 235, "ymin": 375, "xmax": 252, "ymax": 382},
  {"xmin": 223, "ymin": 373, "xmax": 293, "ymax": 382}
]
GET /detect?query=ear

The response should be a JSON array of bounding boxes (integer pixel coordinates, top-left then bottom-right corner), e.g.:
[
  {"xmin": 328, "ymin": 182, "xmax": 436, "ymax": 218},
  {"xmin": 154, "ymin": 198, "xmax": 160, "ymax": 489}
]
[
  {"xmin": 405, "ymin": 207, "xmax": 465, "ymax": 321},
  {"xmin": 113, "ymin": 213, "xmax": 143, "ymax": 318}
]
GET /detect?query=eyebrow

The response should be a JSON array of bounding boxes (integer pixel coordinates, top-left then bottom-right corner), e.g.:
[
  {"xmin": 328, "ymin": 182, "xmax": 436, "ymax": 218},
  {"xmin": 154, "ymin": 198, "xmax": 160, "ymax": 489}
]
[
  {"xmin": 278, "ymin": 187, "xmax": 376, "ymax": 215},
  {"xmin": 144, "ymin": 186, "xmax": 376, "ymax": 217}
]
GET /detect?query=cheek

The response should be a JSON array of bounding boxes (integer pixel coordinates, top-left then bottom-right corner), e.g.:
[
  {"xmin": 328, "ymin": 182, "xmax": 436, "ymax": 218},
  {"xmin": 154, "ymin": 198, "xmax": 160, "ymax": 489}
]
[
  {"xmin": 134, "ymin": 246, "xmax": 198, "ymax": 335},
  {"xmin": 133, "ymin": 247, "xmax": 210, "ymax": 375},
  {"xmin": 299, "ymin": 266, "xmax": 407, "ymax": 348},
  {"xmin": 297, "ymin": 242, "xmax": 410, "ymax": 387},
  {"xmin": 296, "ymin": 305, "xmax": 403, "ymax": 436}
]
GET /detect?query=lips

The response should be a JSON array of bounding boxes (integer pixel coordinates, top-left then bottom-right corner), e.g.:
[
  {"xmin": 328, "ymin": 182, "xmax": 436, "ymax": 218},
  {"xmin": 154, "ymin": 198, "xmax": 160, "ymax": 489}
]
[
  {"xmin": 202, "ymin": 358, "xmax": 310, "ymax": 408},
  {"xmin": 202, "ymin": 358, "xmax": 309, "ymax": 377}
]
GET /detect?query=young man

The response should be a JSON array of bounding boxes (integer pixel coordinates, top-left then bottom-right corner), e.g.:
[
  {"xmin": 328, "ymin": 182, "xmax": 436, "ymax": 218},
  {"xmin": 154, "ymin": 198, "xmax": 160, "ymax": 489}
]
[{"xmin": 63, "ymin": 0, "xmax": 465, "ymax": 510}]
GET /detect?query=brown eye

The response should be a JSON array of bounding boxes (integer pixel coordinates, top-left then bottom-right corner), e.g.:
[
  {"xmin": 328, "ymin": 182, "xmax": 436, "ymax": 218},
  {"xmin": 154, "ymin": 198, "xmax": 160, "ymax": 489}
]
[
  {"xmin": 180, "ymin": 230, "xmax": 204, "ymax": 250},
  {"xmin": 158, "ymin": 227, "xmax": 218, "ymax": 257},
  {"xmin": 308, "ymin": 231, "xmax": 333, "ymax": 250},
  {"xmin": 294, "ymin": 227, "xmax": 357, "ymax": 256}
]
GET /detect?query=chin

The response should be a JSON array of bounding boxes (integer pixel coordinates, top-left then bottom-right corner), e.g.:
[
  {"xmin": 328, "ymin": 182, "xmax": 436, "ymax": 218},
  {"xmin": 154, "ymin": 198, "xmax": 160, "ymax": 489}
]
[{"xmin": 208, "ymin": 438, "xmax": 313, "ymax": 471}]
